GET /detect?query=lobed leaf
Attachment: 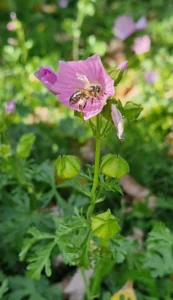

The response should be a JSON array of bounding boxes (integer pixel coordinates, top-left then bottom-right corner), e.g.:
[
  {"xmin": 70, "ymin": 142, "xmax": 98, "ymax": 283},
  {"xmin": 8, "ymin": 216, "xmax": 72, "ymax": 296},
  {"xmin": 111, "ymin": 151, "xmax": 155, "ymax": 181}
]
[{"xmin": 27, "ymin": 241, "xmax": 56, "ymax": 280}]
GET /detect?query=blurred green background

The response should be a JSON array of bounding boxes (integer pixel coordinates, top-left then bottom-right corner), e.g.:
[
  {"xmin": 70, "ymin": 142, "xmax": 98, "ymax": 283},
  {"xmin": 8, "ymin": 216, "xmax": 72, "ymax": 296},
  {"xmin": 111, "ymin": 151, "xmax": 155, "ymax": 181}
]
[{"xmin": 0, "ymin": 0, "xmax": 173, "ymax": 299}]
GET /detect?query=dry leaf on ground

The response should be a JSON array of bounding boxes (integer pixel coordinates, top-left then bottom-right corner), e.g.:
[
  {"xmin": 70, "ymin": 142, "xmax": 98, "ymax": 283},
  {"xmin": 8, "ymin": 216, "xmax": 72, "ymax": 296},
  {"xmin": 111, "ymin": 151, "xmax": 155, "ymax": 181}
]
[{"xmin": 111, "ymin": 280, "xmax": 137, "ymax": 300}]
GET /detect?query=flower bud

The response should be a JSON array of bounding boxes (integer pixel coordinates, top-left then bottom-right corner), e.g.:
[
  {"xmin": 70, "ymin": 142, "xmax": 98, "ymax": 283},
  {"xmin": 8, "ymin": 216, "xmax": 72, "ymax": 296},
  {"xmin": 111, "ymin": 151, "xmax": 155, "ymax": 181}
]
[
  {"xmin": 100, "ymin": 154, "xmax": 129, "ymax": 179},
  {"xmin": 111, "ymin": 104, "xmax": 124, "ymax": 140},
  {"xmin": 55, "ymin": 155, "xmax": 81, "ymax": 179},
  {"xmin": 109, "ymin": 61, "xmax": 128, "ymax": 86},
  {"xmin": 117, "ymin": 60, "xmax": 128, "ymax": 71}
]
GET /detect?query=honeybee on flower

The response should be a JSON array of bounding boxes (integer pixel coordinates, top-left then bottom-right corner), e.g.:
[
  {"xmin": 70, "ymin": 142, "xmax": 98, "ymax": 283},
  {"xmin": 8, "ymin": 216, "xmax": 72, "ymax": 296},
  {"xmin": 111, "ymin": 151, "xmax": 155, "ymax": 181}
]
[
  {"xmin": 34, "ymin": 54, "xmax": 114, "ymax": 120},
  {"xmin": 35, "ymin": 55, "xmax": 127, "ymax": 140}
]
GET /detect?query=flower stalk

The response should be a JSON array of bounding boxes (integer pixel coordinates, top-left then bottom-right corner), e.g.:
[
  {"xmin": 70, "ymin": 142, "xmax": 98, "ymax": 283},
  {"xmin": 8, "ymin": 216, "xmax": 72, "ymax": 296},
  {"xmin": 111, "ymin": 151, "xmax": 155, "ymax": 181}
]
[{"xmin": 87, "ymin": 114, "xmax": 101, "ymax": 219}]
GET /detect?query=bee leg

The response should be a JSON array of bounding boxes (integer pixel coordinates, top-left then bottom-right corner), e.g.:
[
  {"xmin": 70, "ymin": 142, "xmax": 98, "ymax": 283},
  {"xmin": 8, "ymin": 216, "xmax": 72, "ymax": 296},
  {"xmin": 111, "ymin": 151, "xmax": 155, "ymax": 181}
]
[
  {"xmin": 79, "ymin": 104, "xmax": 83, "ymax": 111},
  {"xmin": 79, "ymin": 101, "xmax": 87, "ymax": 111},
  {"xmin": 91, "ymin": 98, "xmax": 94, "ymax": 104},
  {"xmin": 82, "ymin": 101, "xmax": 87, "ymax": 110}
]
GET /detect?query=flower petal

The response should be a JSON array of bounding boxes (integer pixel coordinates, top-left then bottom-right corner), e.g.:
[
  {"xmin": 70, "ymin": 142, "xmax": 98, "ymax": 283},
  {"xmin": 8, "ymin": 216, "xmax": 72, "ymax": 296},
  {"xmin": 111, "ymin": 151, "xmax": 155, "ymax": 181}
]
[
  {"xmin": 5, "ymin": 100, "xmax": 15, "ymax": 114},
  {"xmin": 131, "ymin": 35, "xmax": 151, "ymax": 55},
  {"xmin": 111, "ymin": 104, "xmax": 124, "ymax": 140},
  {"xmin": 114, "ymin": 16, "xmax": 136, "ymax": 40},
  {"xmin": 34, "ymin": 67, "xmax": 59, "ymax": 95},
  {"xmin": 135, "ymin": 16, "xmax": 147, "ymax": 30}
]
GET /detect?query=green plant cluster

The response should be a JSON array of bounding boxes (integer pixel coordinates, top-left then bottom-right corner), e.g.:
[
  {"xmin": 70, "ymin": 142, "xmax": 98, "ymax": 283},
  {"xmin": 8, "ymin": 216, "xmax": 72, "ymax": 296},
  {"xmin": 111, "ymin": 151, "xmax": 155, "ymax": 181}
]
[{"xmin": 0, "ymin": 0, "xmax": 173, "ymax": 299}]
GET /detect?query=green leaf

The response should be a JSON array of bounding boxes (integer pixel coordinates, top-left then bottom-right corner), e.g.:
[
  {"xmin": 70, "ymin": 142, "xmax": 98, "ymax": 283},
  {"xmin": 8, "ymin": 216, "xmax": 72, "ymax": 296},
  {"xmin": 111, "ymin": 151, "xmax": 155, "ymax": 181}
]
[
  {"xmin": 16, "ymin": 133, "xmax": 36, "ymax": 158},
  {"xmin": 0, "ymin": 144, "xmax": 12, "ymax": 158},
  {"xmin": 7, "ymin": 275, "xmax": 63, "ymax": 300},
  {"xmin": 76, "ymin": 231, "xmax": 91, "ymax": 268},
  {"xmin": 104, "ymin": 178, "xmax": 123, "ymax": 194},
  {"xmin": 27, "ymin": 241, "xmax": 56, "ymax": 280},
  {"xmin": 92, "ymin": 209, "xmax": 120, "ymax": 239},
  {"xmin": 0, "ymin": 279, "xmax": 8, "ymax": 299},
  {"xmin": 96, "ymin": 197, "xmax": 105, "ymax": 203},
  {"xmin": 19, "ymin": 227, "xmax": 55, "ymax": 261},
  {"xmin": 100, "ymin": 154, "xmax": 129, "ymax": 179},
  {"xmin": 144, "ymin": 222, "xmax": 173, "ymax": 277},
  {"xmin": 102, "ymin": 291, "xmax": 112, "ymax": 300},
  {"xmin": 116, "ymin": 100, "xmax": 143, "ymax": 121},
  {"xmin": 109, "ymin": 236, "xmax": 130, "ymax": 263}
]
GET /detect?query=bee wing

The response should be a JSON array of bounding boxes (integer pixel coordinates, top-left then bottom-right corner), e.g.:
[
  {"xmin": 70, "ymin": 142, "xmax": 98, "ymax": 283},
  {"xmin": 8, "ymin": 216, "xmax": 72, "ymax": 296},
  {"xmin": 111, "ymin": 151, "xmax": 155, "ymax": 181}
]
[{"xmin": 76, "ymin": 73, "xmax": 90, "ymax": 85}]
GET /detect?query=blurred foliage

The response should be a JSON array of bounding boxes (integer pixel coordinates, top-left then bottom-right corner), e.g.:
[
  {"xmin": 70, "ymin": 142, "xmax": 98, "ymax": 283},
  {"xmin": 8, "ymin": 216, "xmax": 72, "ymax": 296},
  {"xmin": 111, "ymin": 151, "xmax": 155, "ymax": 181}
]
[{"xmin": 0, "ymin": 0, "xmax": 173, "ymax": 298}]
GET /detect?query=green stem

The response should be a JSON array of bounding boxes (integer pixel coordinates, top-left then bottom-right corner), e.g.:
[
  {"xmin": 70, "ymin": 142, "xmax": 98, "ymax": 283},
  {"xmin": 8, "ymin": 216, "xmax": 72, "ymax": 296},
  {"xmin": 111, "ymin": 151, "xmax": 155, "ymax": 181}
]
[
  {"xmin": 87, "ymin": 115, "xmax": 101, "ymax": 218},
  {"xmin": 100, "ymin": 119, "xmax": 110, "ymax": 137},
  {"xmin": 72, "ymin": 28, "xmax": 80, "ymax": 61},
  {"xmin": 91, "ymin": 260, "xmax": 101, "ymax": 297},
  {"xmin": 80, "ymin": 267, "xmax": 91, "ymax": 300},
  {"xmin": 90, "ymin": 136, "xmax": 101, "ymax": 201}
]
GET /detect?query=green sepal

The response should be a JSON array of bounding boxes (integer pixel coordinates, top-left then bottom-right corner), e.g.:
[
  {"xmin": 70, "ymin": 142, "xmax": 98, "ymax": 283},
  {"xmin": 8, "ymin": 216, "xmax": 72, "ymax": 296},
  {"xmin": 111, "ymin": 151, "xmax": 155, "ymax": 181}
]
[
  {"xmin": 92, "ymin": 209, "xmax": 120, "ymax": 239},
  {"xmin": 116, "ymin": 100, "xmax": 143, "ymax": 121},
  {"xmin": 109, "ymin": 69, "xmax": 125, "ymax": 86},
  {"xmin": 55, "ymin": 155, "xmax": 81, "ymax": 179},
  {"xmin": 74, "ymin": 110, "xmax": 84, "ymax": 119},
  {"xmin": 101, "ymin": 99, "xmax": 112, "ymax": 121},
  {"xmin": 100, "ymin": 154, "xmax": 129, "ymax": 179}
]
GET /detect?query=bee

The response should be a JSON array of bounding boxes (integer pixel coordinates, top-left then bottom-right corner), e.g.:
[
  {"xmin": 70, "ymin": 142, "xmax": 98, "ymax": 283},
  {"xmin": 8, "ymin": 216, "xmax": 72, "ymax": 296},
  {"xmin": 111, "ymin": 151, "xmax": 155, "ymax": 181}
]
[{"xmin": 69, "ymin": 74, "xmax": 105, "ymax": 111}]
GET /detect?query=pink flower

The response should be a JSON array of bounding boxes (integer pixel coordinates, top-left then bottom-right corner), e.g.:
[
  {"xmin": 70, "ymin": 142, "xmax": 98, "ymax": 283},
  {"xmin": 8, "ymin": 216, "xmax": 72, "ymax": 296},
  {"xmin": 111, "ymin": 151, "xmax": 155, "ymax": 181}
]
[
  {"xmin": 135, "ymin": 16, "xmax": 147, "ymax": 30},
  {"xmin": 59, "ymin": 0, "xmax": 68, "ymax": 8},
  {"xmin": 7, "ymin": 21, "xmax": 16, "ymax": 31},
  {"xmin": 114, "ymin": 15, "xmax": 147, "ymax": 40},
  {"xmin": 35, "ymin": 54, "xmax": 114, "ymax": 120},
  {"xmin": 111, "ymin": 105, "xmax": 124, "ymax": 140},
  {"xmin": 5, "ymin": 100, "xmax": 15, "ymax": 114},
  {"xmin": 132, "ymin": 35, "xmax": 151, "ymax": 55},
  {"xmin": 144, "ymin": 71, "xmax": 158, "ymax": 84},
  {"xmin": 117, "ymin": 60, "xmax": 128, "ymax": 71}
]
